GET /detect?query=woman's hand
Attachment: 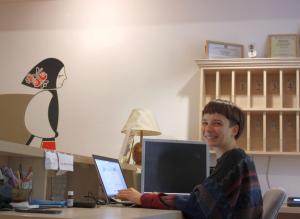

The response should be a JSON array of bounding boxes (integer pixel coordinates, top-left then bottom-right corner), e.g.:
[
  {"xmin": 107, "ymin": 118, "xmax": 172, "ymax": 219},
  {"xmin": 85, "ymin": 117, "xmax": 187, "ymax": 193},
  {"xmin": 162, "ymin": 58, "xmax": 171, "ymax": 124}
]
[{"xmin": 117, "ymin": 187, "xmax": 142, "ymax": 205}]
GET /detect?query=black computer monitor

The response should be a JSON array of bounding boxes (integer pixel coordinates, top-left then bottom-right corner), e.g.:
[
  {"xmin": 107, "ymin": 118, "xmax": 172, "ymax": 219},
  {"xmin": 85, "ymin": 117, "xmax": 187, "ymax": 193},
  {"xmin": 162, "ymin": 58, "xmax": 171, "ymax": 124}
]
[{"xmin": 141, "ymin": 139, "xmax": 209, "ymax": 194}]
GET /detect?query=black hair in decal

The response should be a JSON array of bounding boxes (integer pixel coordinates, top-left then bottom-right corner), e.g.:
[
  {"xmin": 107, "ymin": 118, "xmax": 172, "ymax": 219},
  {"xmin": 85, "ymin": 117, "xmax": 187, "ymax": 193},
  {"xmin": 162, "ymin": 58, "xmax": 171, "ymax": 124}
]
[{"xmin": 22, "ymin": 58, "xmax": 64, "ymax": 89}]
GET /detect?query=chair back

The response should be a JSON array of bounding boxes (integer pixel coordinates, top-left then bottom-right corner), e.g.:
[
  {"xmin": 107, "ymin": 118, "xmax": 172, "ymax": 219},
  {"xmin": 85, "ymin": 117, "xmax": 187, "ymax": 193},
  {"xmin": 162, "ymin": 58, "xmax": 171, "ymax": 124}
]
[{"xmin": 262, "ymin": 188, "xmax": 286, "ymax": 219}]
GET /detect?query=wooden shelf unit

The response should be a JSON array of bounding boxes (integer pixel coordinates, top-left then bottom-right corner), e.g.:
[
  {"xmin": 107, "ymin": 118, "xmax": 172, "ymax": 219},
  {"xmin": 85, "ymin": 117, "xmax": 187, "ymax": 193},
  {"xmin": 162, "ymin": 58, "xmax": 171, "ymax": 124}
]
[
  {"xmin": 0, "ymin": 140, "xmax": 138, "ymax": 201},
  {"xmin": 196, "ymin": 58, "xmax": 300, "ymax": 155}
]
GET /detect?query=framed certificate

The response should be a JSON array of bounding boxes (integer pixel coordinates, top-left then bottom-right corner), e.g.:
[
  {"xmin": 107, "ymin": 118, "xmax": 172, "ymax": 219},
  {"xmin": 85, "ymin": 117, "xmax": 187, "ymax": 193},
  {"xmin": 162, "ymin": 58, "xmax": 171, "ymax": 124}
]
[
  {"xmin": 205, "ymin": 40, "xmax": 244, "ymax": 59},
  {"xmin": 268, "ymin": 34, "xmax": 299, "ymax": 57}
]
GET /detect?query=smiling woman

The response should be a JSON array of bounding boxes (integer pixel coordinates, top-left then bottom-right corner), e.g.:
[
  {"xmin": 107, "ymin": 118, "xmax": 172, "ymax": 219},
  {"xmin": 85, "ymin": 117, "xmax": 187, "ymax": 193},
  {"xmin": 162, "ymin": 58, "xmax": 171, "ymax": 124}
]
[{"xmin": 117, "ymin": 99, "xmax": 262, "ymax": 219}]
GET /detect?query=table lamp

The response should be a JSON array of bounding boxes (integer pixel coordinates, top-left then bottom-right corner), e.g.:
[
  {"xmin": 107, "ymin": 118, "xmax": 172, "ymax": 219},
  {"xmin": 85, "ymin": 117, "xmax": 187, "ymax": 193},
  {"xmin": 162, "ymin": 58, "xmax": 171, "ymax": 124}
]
[{"xmin": 121, "ymin": 108, "xmax": 161, "ymax": 165}]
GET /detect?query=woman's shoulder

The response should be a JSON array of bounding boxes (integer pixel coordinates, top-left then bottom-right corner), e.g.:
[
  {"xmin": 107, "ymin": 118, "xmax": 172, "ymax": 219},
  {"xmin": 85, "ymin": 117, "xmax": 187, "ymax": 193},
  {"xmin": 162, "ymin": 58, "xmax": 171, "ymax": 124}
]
[
  {"xmin": 227, "ymin": 148, "xmax": 247, "ymax": 158},
  {"xmin": 215, "ymin": 148, "xmax": 254, "ymax": 173},
  {"xmin": 219, "ymin": 148, "xmax": 248, "ymax": 163}
]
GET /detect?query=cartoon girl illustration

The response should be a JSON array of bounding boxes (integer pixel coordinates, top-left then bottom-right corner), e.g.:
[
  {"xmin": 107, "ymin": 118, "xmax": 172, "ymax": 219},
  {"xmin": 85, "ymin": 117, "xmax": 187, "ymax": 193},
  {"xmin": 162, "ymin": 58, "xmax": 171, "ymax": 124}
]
[{"xmin": 22, "ymin": 58, "xmax": 67, "ymax": 150}]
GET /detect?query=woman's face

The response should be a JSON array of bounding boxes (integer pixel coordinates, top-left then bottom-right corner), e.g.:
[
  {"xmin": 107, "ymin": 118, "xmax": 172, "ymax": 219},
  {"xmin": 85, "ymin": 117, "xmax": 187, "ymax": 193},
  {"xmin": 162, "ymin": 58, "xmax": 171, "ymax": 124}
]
[
  {"xmin": 201, "ymin": 113, "xmax": 238, "ymax": 149},
  {"xmin": 56, "ymin": 68, "xmax": 67, "ymax": 88}
]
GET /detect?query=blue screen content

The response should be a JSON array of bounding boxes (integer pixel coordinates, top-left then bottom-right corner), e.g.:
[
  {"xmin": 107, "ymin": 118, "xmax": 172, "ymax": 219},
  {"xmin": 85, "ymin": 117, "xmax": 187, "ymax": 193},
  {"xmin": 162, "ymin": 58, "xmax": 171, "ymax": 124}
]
[{"xmin": 95, "ymin": 159, "xmax": 127, "ymax": 197}]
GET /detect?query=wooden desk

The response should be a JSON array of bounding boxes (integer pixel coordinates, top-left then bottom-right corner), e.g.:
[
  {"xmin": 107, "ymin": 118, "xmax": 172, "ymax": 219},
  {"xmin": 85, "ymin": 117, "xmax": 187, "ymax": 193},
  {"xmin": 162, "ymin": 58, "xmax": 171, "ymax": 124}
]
[
  {"xmin": 278, "ymin": 204, "xmax": 300, "ymax": 219},
  {"xmin": 0, "ymin": 206, "xmax": 183, "ymax": 219}
]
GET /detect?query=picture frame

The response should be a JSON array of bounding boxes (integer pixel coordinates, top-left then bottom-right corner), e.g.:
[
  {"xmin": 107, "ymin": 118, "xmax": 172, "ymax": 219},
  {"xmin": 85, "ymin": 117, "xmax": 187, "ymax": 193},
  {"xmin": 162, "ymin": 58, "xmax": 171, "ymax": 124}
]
[
  {"xmin": 205, "ymin": 40, "xmax": 244, "ymax": 59},
  {"xmin": 267, "ymin": 34, "xmax": 299, "ymax": 57}
]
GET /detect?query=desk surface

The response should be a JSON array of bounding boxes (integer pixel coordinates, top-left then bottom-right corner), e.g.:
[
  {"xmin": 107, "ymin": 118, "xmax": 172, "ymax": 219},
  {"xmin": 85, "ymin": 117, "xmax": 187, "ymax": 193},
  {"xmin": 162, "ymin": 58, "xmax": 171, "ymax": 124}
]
[
  {"xmin": 278, "ymin": 204, "xmax": 300, "ymax": 219},
  {"xmin": 2, "ymin": 205, "xmax": 300, "ymax": 219},
  {"xmin": 280, "ymin": 204, "xmax": 300, "ymax": 213},
  {"xmin": 0, "ymin": 206, "xmax": 183, "ymax": 219}
]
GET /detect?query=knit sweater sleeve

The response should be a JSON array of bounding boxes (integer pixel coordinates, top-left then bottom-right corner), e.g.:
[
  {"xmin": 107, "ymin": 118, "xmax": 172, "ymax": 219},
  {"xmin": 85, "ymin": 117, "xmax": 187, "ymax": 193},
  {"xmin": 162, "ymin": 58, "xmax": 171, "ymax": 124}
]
[{"xmin": 141, "ymin": 193, "xmax": 176, "ymax": 209}]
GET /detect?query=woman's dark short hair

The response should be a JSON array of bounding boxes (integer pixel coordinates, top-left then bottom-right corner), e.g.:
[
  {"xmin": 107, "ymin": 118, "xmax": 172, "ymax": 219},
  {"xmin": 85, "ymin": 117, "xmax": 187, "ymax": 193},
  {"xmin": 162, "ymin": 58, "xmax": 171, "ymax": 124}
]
[{"xmin": 202, "ymin": 99, "xmax": 245, "ymax": 139}]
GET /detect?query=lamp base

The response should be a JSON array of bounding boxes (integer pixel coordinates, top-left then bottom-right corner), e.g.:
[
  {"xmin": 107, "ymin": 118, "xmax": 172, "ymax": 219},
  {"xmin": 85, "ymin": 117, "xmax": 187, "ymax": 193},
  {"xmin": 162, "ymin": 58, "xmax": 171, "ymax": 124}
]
[{"xmin": 132, "ymin": 142, "xmax": 142, "ymax": 165}]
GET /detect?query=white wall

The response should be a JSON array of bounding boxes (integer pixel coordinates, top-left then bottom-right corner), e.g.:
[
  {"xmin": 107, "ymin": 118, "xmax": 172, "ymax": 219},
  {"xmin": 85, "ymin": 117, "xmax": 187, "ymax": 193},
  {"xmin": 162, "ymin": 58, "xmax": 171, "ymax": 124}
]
[{"xmin": 1, "ymin": 0, "xmax": 300, "ymax": 196}]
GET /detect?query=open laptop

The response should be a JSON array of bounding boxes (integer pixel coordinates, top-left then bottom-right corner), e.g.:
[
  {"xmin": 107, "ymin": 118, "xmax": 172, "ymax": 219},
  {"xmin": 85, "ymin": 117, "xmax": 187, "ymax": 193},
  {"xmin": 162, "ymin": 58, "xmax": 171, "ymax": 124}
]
[{"xmin": 92, "ymin": 155, "xmax": 133, "ymax": 205}]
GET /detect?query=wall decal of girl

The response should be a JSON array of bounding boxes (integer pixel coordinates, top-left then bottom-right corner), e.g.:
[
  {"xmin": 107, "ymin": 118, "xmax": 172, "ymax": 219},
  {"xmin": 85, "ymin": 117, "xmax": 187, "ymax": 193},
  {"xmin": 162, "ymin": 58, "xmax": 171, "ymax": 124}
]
[{"xmin": 22, "ymin": 58, "xmax": 67, "ymax": 150}]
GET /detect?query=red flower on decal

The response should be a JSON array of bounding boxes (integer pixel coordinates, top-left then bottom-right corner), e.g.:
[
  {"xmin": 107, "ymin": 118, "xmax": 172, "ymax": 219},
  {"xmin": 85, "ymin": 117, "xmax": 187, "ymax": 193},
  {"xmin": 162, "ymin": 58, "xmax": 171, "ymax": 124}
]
[
  {"xmin": 25, "ymin": 74, "xmax": 34, "ymax": 84},
  {"xmin": 38, "ymin": 71, "xmax": 47, "ymax": 80},
  {"xmin": 33, "ymin": 78, "xmax": 42, "ymax": 88}
]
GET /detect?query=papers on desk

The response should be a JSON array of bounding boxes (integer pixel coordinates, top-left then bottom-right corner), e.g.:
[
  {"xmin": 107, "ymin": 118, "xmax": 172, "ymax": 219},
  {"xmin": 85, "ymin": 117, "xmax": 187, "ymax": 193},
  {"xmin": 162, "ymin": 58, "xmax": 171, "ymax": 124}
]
[
  {"xmin": 30, "ymin": 199, "xmax": 66, "ymax": 207},
  {"xmin": 10, "ymin": 201, "xmax": 39, "ymax": 209},
  {"xmin": 45, "ymin": 151, "xmax": 74, "ymax": 174}
]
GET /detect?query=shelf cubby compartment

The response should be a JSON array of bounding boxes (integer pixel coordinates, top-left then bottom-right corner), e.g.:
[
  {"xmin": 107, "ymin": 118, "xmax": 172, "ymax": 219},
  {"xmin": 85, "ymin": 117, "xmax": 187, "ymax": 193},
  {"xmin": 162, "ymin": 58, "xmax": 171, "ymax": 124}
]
[
  {"xmin": 282, "ymin": 112, "xmax": 297, "ymax": 152},
  {"xmin": 203, "ymin": 70, "xmax": 216, "ymax": 103},
  {"xmin": 234, "ymin": 70, "xmax": 248, "ymax": 107},
  {"xmin": 266, "ymin": 71, "xmax": 280, "ymax": 108},
  {"xmin": 236, "ymin": 111, "xmax": 247, "ymax": 151},
  {"xmin": 249, "ymin": 112, "xmax": 264, "ymax": 151},
  {"xmin": 266, "ymin": 112, "xmax": 280, "ymax": 152},
  {"xmin": 219, "ymin": 70, "xmax": 232, "ymax": 101},
  {"xmin": 283, "ymin": 69, "xmax": 297, "ymax": 108},
  {"xmin": 250, "ymin": 71, "xmax": 265, "ymax": 108}
]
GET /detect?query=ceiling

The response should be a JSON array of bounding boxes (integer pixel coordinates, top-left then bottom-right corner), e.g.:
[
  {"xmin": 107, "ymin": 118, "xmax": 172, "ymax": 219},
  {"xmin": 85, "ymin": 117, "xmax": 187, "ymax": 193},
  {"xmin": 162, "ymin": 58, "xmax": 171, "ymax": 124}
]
[{"xmin": 0, "ymin": 0, "xmax": 299, "ymax": 30}]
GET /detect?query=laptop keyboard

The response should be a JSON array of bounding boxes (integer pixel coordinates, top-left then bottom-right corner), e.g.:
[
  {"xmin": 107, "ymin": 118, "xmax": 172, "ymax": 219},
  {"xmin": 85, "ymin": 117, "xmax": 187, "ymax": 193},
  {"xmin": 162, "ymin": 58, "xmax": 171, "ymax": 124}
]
[{"xmin": 110, "ymin": 197, "xmax": 134, "ymax": 205}]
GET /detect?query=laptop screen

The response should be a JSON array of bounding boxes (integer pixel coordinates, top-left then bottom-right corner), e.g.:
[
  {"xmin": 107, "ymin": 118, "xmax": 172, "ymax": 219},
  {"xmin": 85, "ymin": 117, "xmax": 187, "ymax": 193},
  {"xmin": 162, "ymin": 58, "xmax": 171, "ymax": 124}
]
[{"xmin": 93, "ymin": 155, "xmax": 127, "ymax": 198}]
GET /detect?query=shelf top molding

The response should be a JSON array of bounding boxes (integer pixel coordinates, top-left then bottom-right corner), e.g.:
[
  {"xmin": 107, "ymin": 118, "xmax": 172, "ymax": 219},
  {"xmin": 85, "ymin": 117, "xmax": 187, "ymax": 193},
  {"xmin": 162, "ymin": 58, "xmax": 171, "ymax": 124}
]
[
  {"xmin": 195, "ymin": 58, "xmax": 300, "ymax": 68},
  {"xmin": 0, "ymin": 140, "xmax": 92, "ymax": 164},
  {"xmin": 0, "ymin": 140, "xmax": 91, "ymax": 164},
  {"xmin": 0, "ymin": 140, "xmax": 137, "ymax": 170},
  {"xmin": 0, "ymin": 140, "xmax": 44, "ymax": 157}
]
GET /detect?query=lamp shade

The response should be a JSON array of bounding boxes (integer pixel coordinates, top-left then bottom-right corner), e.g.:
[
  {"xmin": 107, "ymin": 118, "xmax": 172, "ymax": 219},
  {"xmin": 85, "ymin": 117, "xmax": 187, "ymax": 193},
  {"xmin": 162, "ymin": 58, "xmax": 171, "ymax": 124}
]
[{"xmin": 121, "ymin": 109, "xmax": 161, "ymax": 136}]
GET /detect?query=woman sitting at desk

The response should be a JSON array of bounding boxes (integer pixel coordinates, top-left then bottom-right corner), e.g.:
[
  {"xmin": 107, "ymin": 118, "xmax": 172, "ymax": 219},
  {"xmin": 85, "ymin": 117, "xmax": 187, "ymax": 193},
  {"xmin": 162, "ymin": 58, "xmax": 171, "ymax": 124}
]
[{"xmin": 117, "ymin": 99, "xmax": 263, "ymax": 219}]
